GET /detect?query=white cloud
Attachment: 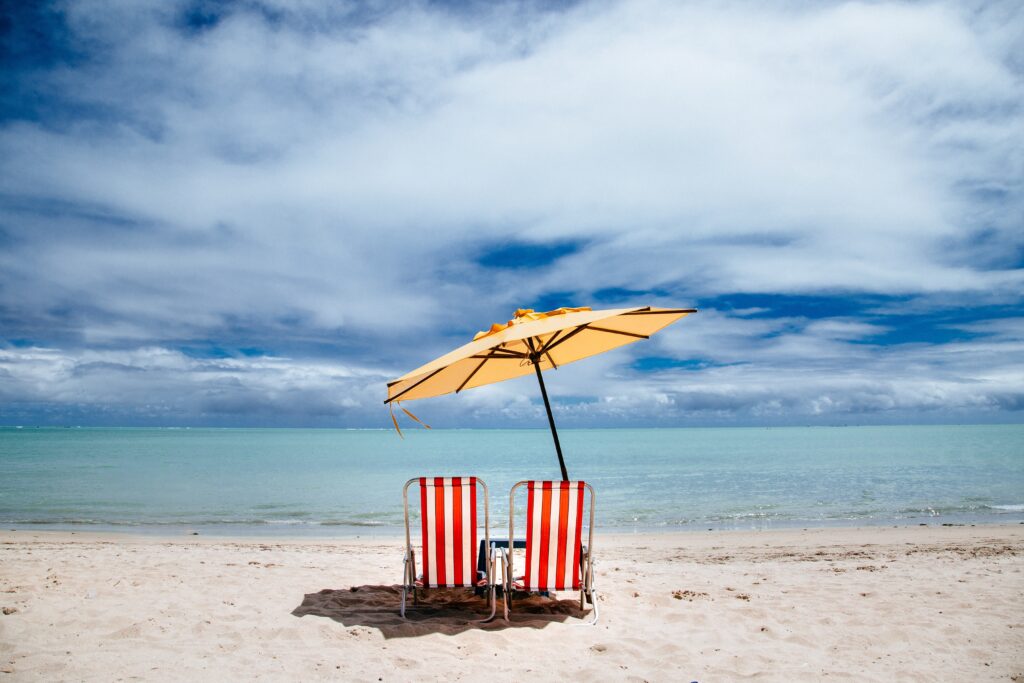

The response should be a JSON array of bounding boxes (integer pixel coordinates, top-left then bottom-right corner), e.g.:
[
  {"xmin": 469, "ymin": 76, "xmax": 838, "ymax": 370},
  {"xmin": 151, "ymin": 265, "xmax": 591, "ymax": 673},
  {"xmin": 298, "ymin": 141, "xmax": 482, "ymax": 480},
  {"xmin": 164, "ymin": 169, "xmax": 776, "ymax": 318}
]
[
  {"xmin": 1, "ymin": 303, "xmax": 1022, "ymax": 426},
  {"xmin": 0, "ymin": 345, "xmax": 389, "ymax": 425},
  {"xmin": 0, "ymin": 0, "xmax": 1021, "ymax": 425}
]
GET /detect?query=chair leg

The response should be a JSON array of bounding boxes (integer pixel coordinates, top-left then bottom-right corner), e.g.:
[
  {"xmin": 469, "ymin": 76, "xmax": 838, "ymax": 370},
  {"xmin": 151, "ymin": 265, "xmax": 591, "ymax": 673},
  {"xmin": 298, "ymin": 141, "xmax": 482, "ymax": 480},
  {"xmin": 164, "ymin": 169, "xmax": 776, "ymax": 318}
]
[
  {"xmin": 501, "ymin": 549, "xmax": 511, "ymax": 621},
  {"xmin": 400, "ymin": 553, "xmax": 409, "ymax": 618},
  {"xmin": 490, "ymin": 552, "xmax": 500, "ymax": 621},
  {"xmin": 405, "ymin": 548, "xmax": 417, "ymax": 606},
  {"xmin": 475, "ymin": 583, "xmax": 497, "ymax": 623},
  {"xmin": 586, "ymin": 590, "xmax": 599, "ymax": 625},
  {"xmin": 575, "ymin": 552, "xmax": 598, "ymax": 626},
  {"xmin": 475, "ymin": 554, "xmax": 498, "ymax": 623}
]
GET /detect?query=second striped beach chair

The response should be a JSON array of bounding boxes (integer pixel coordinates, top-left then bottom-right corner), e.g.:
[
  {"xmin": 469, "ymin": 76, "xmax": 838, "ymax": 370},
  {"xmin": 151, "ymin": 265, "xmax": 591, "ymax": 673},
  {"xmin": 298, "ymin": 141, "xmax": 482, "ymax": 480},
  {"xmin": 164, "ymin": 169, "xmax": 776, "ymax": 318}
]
[
  {"xmin": 502, "ymin": 480, "xmax": 598, "ymax": 624},
  {"xmin": 401, "ymin": 476, "xmax": 497, "ymax": 620}
]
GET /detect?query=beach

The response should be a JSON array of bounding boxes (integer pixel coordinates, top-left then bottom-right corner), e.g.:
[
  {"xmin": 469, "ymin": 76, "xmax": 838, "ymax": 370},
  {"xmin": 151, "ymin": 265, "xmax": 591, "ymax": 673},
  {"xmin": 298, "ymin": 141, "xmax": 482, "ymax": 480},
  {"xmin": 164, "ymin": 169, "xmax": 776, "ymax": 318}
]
[{"xmin": 1, "ymin": 524, "xmax": 1021, "ymax": 681}]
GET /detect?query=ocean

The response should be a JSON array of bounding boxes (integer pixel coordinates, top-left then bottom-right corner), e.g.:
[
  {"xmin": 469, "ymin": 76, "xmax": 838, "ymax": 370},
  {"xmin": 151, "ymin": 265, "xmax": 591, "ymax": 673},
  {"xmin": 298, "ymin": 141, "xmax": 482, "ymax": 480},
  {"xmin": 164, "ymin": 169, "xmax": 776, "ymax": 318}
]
[{"xmin": 0, "ymin": 425, "xmax": 1021, "ymax": 535}]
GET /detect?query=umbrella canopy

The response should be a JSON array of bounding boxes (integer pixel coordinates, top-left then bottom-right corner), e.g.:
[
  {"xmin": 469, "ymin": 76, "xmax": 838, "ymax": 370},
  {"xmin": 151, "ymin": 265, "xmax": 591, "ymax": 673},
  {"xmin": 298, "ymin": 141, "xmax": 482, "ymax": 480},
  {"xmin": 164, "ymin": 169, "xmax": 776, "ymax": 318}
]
[{"xmin": 385, "ymin": 305, "xmax": 696, "ymax": 479}]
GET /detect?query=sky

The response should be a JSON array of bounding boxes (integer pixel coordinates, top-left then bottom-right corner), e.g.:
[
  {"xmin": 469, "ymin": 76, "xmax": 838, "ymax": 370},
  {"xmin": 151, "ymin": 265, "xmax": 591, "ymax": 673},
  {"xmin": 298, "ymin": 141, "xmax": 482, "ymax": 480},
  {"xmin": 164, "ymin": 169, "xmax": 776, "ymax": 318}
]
[{"xmin": 0, "ymin": 0, "xmax": 1022, "ymax": 428}]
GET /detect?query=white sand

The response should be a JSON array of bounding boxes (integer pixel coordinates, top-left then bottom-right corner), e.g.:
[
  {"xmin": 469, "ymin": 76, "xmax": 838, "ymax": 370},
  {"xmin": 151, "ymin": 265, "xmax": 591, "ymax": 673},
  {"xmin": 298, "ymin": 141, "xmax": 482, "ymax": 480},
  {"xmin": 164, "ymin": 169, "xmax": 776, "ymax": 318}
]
[{"xmin": 1, "ymin": 525, "xmax": 1022, "ymax": 681}]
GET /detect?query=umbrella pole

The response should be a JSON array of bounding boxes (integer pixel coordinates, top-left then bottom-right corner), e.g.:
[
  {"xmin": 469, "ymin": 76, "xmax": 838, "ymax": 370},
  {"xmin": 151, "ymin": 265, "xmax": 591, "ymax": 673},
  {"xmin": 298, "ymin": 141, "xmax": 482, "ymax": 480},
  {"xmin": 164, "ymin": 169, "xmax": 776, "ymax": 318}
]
[{"xmin": 531, "ymin": 356, "xmax": 569, "ymax": 481}]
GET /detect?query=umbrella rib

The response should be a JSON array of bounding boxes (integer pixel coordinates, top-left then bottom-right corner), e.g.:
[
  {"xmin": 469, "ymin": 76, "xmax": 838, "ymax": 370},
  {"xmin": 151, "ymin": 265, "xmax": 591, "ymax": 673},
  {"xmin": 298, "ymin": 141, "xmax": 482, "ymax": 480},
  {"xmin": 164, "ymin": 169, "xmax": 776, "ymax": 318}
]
[
  {"xmin": 470, "ymin": 349, "xmax": 527, "ymax": 359},
  {"xmin": 456, "ymin": 356, "xmax": 489, "ymax": 393},
  {"xmin": 537, "ymin": 324, "xmax": 590, "ymax": 355},
  {"xmin": 586, "ymin": 325, "xmax": 650, "ymax": 340},
  {"xmin": 622, "ymin": 308, "xmax": 697, "ymax": 315},
  {"xmin": 384, "ymin": 366, "xmax": 445, "ymax": 404},
  {"xmin": 539, "ymin": 328, "xmax": 565, "ymax": 350}
]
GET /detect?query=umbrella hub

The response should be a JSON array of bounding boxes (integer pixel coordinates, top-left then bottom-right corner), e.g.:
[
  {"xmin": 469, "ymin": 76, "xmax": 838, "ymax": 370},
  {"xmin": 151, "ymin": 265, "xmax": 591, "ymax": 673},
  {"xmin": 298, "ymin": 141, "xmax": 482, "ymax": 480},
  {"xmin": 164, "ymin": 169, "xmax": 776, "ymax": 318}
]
[{"xmin": 523, "ymin": 349, "xmax": 554, "ymax": 368}]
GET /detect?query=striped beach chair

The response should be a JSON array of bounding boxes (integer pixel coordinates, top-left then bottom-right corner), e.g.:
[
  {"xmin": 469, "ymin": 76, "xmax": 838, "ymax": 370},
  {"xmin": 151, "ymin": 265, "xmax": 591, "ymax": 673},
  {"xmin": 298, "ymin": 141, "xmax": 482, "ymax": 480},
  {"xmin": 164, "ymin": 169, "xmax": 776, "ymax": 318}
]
[
  {"xmin": 502, "ymin": 480, "xmax": 597, "ymax": 624},
  {"xmin": 401, "ymin": 477, "xmax": 496, "ymax": 620}
]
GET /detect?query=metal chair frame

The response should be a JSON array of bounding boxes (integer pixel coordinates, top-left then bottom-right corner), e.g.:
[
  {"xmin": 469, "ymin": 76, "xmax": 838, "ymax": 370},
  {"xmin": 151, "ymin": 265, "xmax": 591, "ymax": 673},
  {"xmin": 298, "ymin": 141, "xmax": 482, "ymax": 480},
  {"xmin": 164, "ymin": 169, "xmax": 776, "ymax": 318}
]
[{"xmin": 401, "ymin": 477, "xmax": 496, "ymax": 621}]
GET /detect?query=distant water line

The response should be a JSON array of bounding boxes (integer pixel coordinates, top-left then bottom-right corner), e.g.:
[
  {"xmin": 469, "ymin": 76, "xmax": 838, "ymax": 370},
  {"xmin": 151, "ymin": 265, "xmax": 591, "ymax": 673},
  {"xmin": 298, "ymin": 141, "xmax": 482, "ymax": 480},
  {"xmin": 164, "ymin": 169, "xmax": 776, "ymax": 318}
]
[{"xmin": 0, "ymin": 425, "xmax": 1021, "ymax": 536}]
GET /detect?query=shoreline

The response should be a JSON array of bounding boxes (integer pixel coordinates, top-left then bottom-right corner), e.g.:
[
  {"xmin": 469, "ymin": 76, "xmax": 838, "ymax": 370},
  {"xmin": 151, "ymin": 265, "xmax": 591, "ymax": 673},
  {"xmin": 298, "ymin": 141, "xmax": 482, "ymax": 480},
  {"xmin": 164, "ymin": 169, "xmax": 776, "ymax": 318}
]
[{"xmin": 2, "ymin": 517, "xmax": 1021, "ymax": 542}]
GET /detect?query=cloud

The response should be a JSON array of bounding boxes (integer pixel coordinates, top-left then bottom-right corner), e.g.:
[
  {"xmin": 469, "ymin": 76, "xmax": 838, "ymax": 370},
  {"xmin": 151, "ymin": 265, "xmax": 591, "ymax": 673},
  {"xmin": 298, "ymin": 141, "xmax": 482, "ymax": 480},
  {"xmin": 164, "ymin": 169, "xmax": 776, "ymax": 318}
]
[
  {"xmin": 0, "ymin": 0, "xmax": 1021, "ymax": 426},
  {"xmin": 6, "ymin": 302, "xmax": 1021, "ymax": 427},
  {"xmin": 0, "ymin": 345, "xmax": 388, "ymax": 426}
]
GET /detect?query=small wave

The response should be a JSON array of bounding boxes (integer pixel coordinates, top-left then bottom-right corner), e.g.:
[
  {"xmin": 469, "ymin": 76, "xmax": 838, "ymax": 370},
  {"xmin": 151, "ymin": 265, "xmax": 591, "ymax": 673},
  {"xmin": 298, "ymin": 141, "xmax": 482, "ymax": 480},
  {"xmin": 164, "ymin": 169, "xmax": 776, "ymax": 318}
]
[
  {"xmin": 894, "ymin": 503, "xmax": 1024, "ymax": 516},
  {"xmin": 896, "ymin": 505, "xmax": 976, "ymax": 517},
  {"xmin": 0, "ymin": 516, "xmax": 401, "ymax": 528},
  {"xmin": 0, "ymin": 518, "xmax": 123, "ymax": 526},
  {"xmin": 703, "ymin": 510, "xmax": 783, "ymax": 522},
  {"xmin": 320, "ymin": 520, "xmax": 389, "ymax": 527},
  {"xmin": 261, "ymin": 519, "xmax": 312, "ymax": 526}
]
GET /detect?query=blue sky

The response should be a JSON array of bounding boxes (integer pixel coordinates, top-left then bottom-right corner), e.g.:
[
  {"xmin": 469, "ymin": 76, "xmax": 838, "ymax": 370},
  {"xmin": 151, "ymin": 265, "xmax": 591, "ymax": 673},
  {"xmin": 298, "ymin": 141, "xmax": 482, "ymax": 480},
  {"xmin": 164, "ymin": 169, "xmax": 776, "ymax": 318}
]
[{"xmin": 0, "ymin": 0, "xmax": 1022, "ymax": 428}]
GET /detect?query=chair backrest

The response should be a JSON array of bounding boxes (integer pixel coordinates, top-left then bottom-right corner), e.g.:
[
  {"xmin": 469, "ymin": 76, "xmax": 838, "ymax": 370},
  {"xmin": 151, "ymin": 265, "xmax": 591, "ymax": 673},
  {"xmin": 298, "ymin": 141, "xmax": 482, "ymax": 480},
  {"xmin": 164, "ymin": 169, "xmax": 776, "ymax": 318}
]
[
  {"xmin": 511, "ymin": 480, "xmax": 594, "ymax": 592},
  {"xmin": 404, "ymin": 477, "xmax": 487, "ymax": 588}
]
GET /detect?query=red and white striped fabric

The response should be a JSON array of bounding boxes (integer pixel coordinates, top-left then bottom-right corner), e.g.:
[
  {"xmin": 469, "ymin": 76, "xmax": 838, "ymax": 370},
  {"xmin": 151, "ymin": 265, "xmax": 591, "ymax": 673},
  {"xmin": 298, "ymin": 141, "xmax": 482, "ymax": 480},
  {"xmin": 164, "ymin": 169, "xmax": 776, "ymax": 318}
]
[
  {"xmin": 521, "ymin": 480, "xmax": 586, "ymax": 591},
  {"xmin": 417, "ymin": 477, "xmax": 479, "ymax": 588}
]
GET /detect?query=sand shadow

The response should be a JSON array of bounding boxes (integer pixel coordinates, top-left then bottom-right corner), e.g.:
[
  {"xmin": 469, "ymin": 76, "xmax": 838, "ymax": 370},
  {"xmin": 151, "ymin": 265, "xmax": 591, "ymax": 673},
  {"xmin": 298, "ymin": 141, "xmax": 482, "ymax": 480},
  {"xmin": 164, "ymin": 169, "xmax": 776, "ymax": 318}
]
[{"xmin": 292, "ymin": 585, "xmax": 590, "ymax": 638}]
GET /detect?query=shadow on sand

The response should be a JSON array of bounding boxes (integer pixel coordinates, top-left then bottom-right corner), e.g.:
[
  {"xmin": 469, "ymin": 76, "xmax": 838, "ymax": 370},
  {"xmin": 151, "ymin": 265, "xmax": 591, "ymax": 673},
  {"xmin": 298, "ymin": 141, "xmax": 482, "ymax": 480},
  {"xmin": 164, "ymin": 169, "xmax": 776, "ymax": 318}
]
[{"xmin": 292, "ymin": 585, "xmax": 590, "ymax": 637}]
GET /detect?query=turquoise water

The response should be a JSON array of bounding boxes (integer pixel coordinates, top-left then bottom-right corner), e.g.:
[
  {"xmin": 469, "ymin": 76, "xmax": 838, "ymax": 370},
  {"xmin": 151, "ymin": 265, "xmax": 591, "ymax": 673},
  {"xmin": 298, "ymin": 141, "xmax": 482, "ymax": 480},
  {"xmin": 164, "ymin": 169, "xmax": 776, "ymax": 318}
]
[{"xmin": 0, "ymin": 425, "xmax": 1021, "ymax": 535}]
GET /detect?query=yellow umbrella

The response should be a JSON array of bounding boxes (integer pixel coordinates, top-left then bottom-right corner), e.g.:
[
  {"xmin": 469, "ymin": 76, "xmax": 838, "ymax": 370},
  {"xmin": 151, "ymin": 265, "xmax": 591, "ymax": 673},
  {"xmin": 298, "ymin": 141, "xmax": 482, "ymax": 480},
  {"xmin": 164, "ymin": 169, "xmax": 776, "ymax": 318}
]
[{"xmin": 385, "ymin": 305, "xmax": 697, "ymax": 480}]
